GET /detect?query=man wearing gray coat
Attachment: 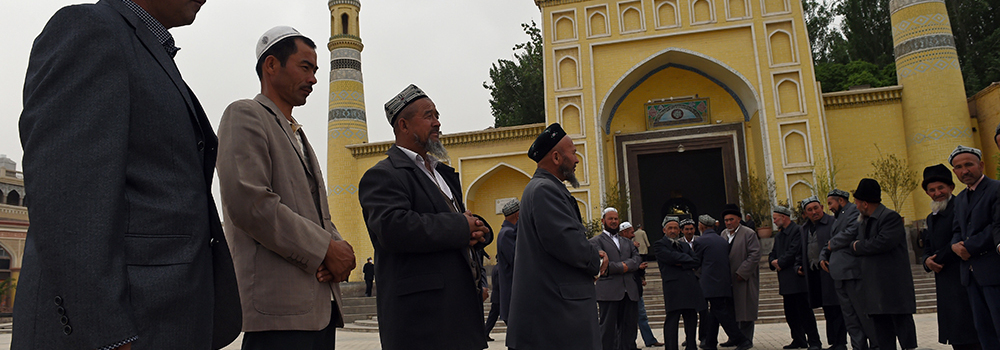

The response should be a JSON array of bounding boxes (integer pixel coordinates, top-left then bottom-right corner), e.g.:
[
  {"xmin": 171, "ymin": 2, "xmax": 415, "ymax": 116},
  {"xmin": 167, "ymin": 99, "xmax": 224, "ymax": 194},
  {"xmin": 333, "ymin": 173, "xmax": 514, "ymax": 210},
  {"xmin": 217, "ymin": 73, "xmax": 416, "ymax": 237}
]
[
  {"xmin": 719, "ymin": 204, "xmax": 761, "ymax": 344},
  {"xmin": 821, "ymin": 189, "xmax": 877, "ymax": 350},
  {"xmin": 590, "ymin": 207, "xmax": 642, "ymax": 350},
  {"xmin": 15, "ymin": 0, "xmax": 242, "ymax": 349},
  {"xmin": 507, "ymin": 123, "xmax": 608, "ymax": 350}
]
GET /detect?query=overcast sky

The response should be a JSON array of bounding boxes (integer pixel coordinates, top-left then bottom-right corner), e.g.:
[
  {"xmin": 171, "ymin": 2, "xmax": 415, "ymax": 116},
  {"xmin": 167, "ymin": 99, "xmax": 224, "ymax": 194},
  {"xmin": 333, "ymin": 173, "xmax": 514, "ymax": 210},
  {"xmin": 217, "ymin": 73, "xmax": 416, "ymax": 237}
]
[{"xmin": 0, "ymin": 0, "xmax": 542, "ymax": 174}]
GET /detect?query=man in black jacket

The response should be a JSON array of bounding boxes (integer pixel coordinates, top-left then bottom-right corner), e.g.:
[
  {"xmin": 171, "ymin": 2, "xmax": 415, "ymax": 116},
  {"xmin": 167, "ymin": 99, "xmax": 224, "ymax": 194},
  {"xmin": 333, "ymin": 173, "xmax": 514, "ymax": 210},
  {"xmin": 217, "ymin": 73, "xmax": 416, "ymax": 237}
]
[
  {"xmin": 801, "ymin": 196, "xmax": 847, "ymax": 350},
  {"xmin": 693, "ymin": 215, "xmax": 751, "ymax": 350},
  {"xmin": 363, "ymin": 258, "xmax": 375, "ymax": 297},
  {"xmin": 770, "ymin": 206, "xmax": 821, "ymax": 350}
]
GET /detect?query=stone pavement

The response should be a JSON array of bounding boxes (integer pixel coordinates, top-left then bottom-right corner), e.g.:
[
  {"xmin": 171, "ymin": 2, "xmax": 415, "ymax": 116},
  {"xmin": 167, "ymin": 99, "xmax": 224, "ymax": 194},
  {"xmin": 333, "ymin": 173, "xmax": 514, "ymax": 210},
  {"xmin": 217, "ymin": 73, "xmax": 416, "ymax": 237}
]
[{"xmin": 0, "ymin": 312, "xmax": 953, "ymax": 349}]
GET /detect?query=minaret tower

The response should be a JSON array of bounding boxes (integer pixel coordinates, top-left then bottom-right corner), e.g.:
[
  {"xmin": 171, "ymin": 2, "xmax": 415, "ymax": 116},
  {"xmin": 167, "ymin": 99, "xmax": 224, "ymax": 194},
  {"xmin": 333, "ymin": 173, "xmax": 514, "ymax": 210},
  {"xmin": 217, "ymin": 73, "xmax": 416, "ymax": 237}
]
[
  {"xmin": 891, "ymin": 0, "xmax": 972, "ymax": 216},
  {"xmin": 327, "ymin": 0, "xmax": 369, "ymax": 275}
]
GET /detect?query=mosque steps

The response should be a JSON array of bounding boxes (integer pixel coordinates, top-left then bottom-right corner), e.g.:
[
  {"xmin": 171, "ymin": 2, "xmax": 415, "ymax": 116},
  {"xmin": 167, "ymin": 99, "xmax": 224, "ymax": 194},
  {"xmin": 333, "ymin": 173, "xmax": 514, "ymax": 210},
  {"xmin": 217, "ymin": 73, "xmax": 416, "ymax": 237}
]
[{"xmin": 340, "ymin": 262, "xmax": 939, "ymax": 333}]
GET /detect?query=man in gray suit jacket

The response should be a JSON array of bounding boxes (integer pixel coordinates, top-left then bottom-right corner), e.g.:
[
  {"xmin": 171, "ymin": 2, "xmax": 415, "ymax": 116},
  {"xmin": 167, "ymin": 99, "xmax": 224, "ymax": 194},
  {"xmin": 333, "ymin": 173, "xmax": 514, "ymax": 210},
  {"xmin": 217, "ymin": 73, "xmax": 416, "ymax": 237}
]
[
  {"xmin": 358, "ymin": 85, "xmax": 491, "ymax": 350},
  {"xmin": 821, "ymin": 189, "xmax": 876, "ymax": 350},
  {"xmin": 507, "ymin": 123, "xmax": 608, "ymax": 350},
  {"xmin": 15, "ymin": 0, "xmax": 242, "ymax": 349},
  {"xmin": 217, "ymin": 27, "xmax": 356, "ymax": 349},
  {"xmin": 590, "ymin": 207, "xmax": 642, "ymax": 350}
]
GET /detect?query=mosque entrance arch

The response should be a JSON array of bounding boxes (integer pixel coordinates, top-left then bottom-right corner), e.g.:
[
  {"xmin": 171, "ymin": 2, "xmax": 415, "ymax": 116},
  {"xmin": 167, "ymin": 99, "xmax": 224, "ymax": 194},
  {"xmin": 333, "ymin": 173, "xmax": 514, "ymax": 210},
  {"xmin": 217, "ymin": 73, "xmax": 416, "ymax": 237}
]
[{"xmin": 616, "ymin": 123, "xmax": 747, "ymax": 243}]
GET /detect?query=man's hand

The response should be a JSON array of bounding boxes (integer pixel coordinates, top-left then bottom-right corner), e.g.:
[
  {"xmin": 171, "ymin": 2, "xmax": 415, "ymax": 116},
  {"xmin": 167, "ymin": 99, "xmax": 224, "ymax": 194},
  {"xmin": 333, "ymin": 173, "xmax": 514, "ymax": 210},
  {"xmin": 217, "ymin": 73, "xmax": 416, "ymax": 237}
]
[
  {"xmin": 735, "ymin": 274, "xmax": 745, "ymax": 282},
  {"xmin": 641, "ymin": 278, "xmax": 647, "ymax": 286},
  {"xmin": 634, "ymin": 241, "xmax": 640, "ymax": 248},
  {"xmin": 316, "ymin": 264, "xmax": 334, "ymax": 283},
  {"xmin": 925, "ymin": 255, "xmax": 943, "ymax": 273},
  {"xmin": 797, "ymin": 266, "xmax": 804, "ymax": 276},
  {"xmin": 820, "ymin": 260, "xmax": 830, "ymax": 273},
  {"xmin": 466, "ymin": 211, "xmax": 488, "ymax": 246},
  {"xmin": 599, "ymin": 250, "xmax": 609, "ymax": 276},
  {"xmin": 952, "ymin": 242, "xmax": 971, "ymax": 261},
  {"xmin": 323, "ymin": 239, "xmax": 357, "ymax": 282},
  {"xmin": 770, "ymin": 259, "xmax": 780, "ymax": 271},
  {"xmin": 481, "ymin": 287, "xmax": 489, "ymax": 302},
  {"xmin": 639, "ymin": 262, "xmax": 648, "ymax": 270}
]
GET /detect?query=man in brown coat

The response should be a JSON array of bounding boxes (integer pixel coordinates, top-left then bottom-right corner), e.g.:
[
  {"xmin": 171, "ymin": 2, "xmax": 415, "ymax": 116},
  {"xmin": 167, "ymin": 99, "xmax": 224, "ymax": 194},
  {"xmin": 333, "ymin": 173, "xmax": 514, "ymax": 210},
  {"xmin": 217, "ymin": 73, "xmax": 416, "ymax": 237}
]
[
  {"xmin": 217, "ymin": 27, "xmax": 356, "ymax": 349},
  {"xmin": 719, "ymin": 203, "xmax": 761, "ymax": 345}
]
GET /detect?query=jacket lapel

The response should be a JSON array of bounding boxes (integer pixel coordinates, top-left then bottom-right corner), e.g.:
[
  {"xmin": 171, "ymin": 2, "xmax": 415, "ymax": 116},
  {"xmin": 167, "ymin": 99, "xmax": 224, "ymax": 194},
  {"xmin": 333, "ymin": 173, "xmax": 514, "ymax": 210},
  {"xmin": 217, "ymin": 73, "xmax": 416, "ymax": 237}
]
[
  {"xmin": 387, "ymin": 147, "xmax": 452, "ymax": 214},
  {"xmin": 254, "ymin": 95, "xmax": 313, "ymax": 178}
]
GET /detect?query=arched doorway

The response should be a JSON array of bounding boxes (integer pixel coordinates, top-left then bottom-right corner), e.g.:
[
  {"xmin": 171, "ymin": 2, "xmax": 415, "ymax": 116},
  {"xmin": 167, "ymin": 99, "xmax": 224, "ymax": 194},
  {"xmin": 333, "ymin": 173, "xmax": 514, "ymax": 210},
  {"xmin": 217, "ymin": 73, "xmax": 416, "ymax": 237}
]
[{"xmin": 465, "ymin": 163, "xmax": 532, "ymax": 260}]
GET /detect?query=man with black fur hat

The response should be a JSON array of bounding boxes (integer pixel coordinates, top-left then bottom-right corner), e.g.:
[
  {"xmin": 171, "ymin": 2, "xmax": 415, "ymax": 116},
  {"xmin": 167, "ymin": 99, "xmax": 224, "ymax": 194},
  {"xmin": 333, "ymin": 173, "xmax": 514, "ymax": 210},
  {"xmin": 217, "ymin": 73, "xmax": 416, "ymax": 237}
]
[
  {"xmin": 358, "ymin": 84, "xmax": 492, "ymax": 350},
  {"xmin": 948, "ymin": 145, "xmax": 1000, "ymax": 348},
  {"xmin": 800, "ymin": 196, "xmax": 848, "ymax": 350},
  {"xmin": 507, "ymin": 123, "xmax": 609, "ymax": 350},
  {"xmin": 920, "ymin": 164, "xmax": 981, "ymax": 350},
  {"xmin": 848, "ymin": 178, "xmax": 917, "ymax": 350},
  {"xmin": 821, "ymin": 189, "xmax": 876, "ymax": 350},
  {"xmin": 770, "ymin": 206, "xmax": 822, "ymax": 350},
  {"xmin": 719, "ymin": 203, "xmax": 760, "ymax": 345}
]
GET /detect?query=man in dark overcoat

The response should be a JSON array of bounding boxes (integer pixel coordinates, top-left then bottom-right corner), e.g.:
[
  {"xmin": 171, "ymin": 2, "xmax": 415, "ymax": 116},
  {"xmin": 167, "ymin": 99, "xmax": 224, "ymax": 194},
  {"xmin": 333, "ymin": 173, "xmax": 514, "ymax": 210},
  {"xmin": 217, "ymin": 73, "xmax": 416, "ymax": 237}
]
[
  {"xmin": 506, "ymin": 123, "xmax": 608, "ymax": 350},
  {"xmin": 849, "ymin": 179, "xmax": 917, "ymax": 350},
  {"xmin": 948, "ymin": 145, "xmax": 1000, "ymax": 348},
  {"xmin": 921, "ymin": 164, "xmax": 980, "ymax": 349},
  {"xmin": 358, "ymin": 85, "xmax": 492, "ymax": 350},
  {"xmin": 693, "ymin": 215, "xmax": 752, "ymax": 350},
  {"xmin": 15, "ymin": 1, "xmax": 242, "ymax": 348},
  {"xmin": 821, "ymin": 189, "xmax": 877, "ymax": 350},
  {"xmin": 591, "ymin": 207, "xmax": 642, "ymax": 350},
  {"xmin": 497, "ymin": 199, "xmax": 520, "ymax": 322},
  {"xmin": 719, "ymin": 203, "xmax": 760, "ymax": 344},
  {"xmin": 656, "ymin": 216, "xmax": 706, "ymax": 350},
  {"xmin": 769, "ymin": 206, "xmax": 821, "ymax": 350},
  {"xmin": 801, "ymin": 196, "xmax": 847, "ymax": 350}
]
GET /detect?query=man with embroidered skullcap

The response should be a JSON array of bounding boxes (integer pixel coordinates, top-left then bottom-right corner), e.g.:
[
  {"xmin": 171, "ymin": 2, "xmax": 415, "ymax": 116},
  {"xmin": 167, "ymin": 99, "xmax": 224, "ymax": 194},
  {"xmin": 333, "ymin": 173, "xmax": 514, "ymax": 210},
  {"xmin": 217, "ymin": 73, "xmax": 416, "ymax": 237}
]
[
  {"xmin": 920, "ymin": 164, "xmax": 981, "ymax": 349},
  {"xmin": 798, "ymin": 196, "xmax": 848, "ymax": 350},
  {"xmin": 680, "ymin": 219, "xmax": 698, "ymax": 249},
  {"xmin": 496, "ymin": 199, "xmax": 520, "ymax": 323},
  {"xmin": 655, "ymin": 216, "xmax": 706, "ymax": 350},
  {"xmin": 590, "ymin": 207, "xmax": 642, "ymax": 350},
  {"xmin": 719, "ymin": 204, "xmax": 760, "ymax": 345},
  {"xmin": 848, "ymin": 179, "xmax": 917, "ymax": 350},
  {"xmin": 694, "ymin": 214, "xmax": 751, "ymax": 350},
  {"xmin": 948, "ymin": 145, "xmax": 1000, "ymax": 348},
  {"xmin": 359, "ymin": 84, "xmax": 492, "ymax": 350},
  {"xmin": 821, "ymin": 188, "xmax": 876, "ymax": 350},
  {"xmin": 770, "ymin": 205, "xmax": 821, "ymax": 350},
  {"xmin": 620, "ymin": 222, "xmax": 663, "ymax": 348},
  {"xmin": 507, "ymin": 123, "xmax": 608, "ymax": 350}
]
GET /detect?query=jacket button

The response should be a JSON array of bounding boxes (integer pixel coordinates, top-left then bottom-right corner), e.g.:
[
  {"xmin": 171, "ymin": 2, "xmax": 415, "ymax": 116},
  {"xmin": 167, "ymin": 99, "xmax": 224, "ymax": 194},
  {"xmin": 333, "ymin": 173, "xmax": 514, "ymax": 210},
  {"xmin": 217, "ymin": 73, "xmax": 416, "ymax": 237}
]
[
  {"xmin": 63, "ymin": 325, "xmax": 72, "ymax": 335},
  {"xmin": 56, "ymin": 307, "xmax": 65, "ymax": 315},
  {"xmin": 60, "ymin": 316, "xmax": 69, "ymax": 325},
  {"xmin": 197, "ymin": 141, "xmax": 205, "ymax": 151},
  {"xmin": 54, "ymin": 296, "xmax": 63, "ymax": 306}
]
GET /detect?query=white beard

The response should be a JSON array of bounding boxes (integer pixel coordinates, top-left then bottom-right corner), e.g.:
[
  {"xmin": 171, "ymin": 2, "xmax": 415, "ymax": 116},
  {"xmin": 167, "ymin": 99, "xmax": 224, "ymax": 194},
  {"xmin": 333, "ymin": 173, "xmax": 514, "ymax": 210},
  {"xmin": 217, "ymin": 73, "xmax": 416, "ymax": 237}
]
[{"xmin": 930, "ymin": 195, "xmax": 952, "ymax": 214}]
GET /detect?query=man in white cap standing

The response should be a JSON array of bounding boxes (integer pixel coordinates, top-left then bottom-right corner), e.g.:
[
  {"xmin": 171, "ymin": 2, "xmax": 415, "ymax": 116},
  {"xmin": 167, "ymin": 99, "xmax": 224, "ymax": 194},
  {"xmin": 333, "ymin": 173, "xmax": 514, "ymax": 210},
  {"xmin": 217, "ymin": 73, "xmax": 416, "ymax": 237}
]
[
  {"xmin": 217, "ymin": 27, "xmax": 357, "ymax": 349},
  {"xmin": 359, "ymin": 84, "xmax": 492, "ymax": 350},
  {"xmin": 590, "ymin": 207, "xmax": 642, "ymax": 350}
]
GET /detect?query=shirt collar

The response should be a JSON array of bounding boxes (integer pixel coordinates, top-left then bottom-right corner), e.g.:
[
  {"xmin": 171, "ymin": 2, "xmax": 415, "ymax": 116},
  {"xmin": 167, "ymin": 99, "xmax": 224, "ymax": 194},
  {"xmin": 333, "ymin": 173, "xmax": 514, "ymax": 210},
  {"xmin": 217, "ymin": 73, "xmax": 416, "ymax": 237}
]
[
  {"xmin": 970, "ymin": 174, "xmax": 986, "ymax": 191},
  {"xmin": 120, "ymin": 0, "xmax": 180, "ymax": 58},
  {"xmin": 396, "ymin": 145, "xmax": 439, "ymax": 170}
]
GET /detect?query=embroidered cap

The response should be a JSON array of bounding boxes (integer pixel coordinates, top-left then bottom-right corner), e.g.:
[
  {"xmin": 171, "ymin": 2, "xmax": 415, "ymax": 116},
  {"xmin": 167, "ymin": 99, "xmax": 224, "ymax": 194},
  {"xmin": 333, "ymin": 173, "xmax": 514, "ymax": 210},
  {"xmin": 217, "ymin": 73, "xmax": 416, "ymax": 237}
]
[
  {"xmin": 800, "ymin": 196, "xmax": 820, "ymax": 210},
  {"xmin": 662, "ymin": 216, "xmax": 680, "ymax": 228},
  {"xmin": 948, "ymin": 145, "xmax": 982, "ymax": 164},
  {"xmin": 528, "ymin": 123, "xmax": 568, "ymax": 162},
  {"xmin": 679, "ymin": 218, "xmax": 696, "ymax": 228},
  {"xmin": 502, "ymin": 199, "xmax": 520, "ymax": 216},
  {"xmin": 384, "ymin": 84, "xmax": 429, "ymax": 126},
  {"xmin": 256, "ymin": 26, "xmax": 305, "ymax": 61},
  {"xmin": 620, "ymin": 221, "xmax": 632, "ymax": 231},
  {"xmin": 827, "ymin": 189, "xmax": 850, "ymax": 200},
  {"xmin": 773, "ymin": 205, "xmax": 792, "ymax": 217},
  {"xmin": 698, "ymin": 214, "xmax": 717, "ymax": 226}
]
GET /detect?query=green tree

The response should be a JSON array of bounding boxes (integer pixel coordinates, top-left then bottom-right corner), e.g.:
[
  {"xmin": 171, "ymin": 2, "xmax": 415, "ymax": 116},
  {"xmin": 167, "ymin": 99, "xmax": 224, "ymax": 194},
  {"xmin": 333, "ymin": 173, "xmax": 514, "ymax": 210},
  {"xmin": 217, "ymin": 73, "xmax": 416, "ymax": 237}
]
[
  {"xmin": 944, "ymin": 0, "xmax": 1000, "ymax": 96},
  {"xmin": 484, "ymin": 21, "xmax": 545, "ymax": 127},
  {"xmin": 837, "ymin": 0, "xmax": 894, "ymax": 65},
  {"xmin": 802, "ymin": 0, "xmax": 847, "ymax": 63},
  {"xmin": 868, "ymin": 151, "xmax": 919, "ymax": 212}
]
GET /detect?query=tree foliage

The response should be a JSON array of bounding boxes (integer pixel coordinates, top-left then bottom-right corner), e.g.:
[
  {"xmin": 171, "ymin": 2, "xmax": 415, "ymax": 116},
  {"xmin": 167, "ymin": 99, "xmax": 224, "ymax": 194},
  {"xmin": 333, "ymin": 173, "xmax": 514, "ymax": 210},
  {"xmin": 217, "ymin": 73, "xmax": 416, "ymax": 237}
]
[
  {"xmin": 944, "ymin": 0, "xmax": 1000, "ymax": 96},
  {"xmin": 868, "ymin": 150, "xmax": 919, "ymax": 212},
  {"xmin": 802, "ymin": 0, "xmax": 848, "ymax": 63},
  {"xmin": 484, "ymin": 21, "xmax": 545, "ymax": 127},
  {"xmin": 739, "ymin": 171, "xmax": 776, "ymax": 228}
]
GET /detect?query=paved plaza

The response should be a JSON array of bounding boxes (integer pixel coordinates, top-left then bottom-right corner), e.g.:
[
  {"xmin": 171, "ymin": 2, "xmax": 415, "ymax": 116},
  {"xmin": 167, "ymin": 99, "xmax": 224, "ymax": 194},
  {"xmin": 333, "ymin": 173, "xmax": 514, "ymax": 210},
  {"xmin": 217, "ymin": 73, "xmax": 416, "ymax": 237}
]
[{"xmin": 0, "ymin": 312, "xmax": 953, "ymax": 349}]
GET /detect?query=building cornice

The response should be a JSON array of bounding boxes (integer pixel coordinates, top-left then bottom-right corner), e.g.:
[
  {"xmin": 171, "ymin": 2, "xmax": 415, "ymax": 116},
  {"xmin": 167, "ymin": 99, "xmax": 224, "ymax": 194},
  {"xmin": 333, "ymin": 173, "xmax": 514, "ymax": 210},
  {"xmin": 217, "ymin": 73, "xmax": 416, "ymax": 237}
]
[
  {"xmin": 535, "ymin": 0, "xmax": 589, "ymax": 7},
  {"xmin": 969, "ymin": 82, "xmax": 1000, "ymax": 102},
  {"xmin": 328, "ymin": 34, "xmax": 364, "ymax": 52},
  {"xmin": 346, "ymin": 123, "xmax": 546, "ymax": 157},
  {"xmin": 822, "ymin": 85, "xmax": 903, "ymax": 109},
  {"xmin": 329, "ymin": 0, "xmax": 361, "ymax": 9}
]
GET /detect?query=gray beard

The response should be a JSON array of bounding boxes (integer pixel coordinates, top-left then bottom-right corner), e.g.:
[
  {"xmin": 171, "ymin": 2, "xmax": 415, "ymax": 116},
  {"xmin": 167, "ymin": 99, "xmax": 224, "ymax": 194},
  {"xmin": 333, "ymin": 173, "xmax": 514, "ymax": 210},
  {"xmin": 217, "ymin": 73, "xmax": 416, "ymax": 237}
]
[
  {"xmin": 415, "ymin": 133, "xmax": 450, "ymax": 163},
  {"xmin": 560, "ymin": 161, "xmax": 580, "ymax": 188},
  {"xmin": 930, "ymin": 196, "xmax": 951, "ymax": 214}
]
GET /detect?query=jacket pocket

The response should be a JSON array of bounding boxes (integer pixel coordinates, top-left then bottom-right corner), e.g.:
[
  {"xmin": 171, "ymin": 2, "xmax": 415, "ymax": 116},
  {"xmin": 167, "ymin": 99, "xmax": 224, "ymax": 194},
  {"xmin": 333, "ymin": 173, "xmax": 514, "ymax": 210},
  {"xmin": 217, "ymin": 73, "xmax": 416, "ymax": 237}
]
[
  {"xmin": 251, "ymin": 245, "xmax": 316, "ymax": 315},
  {"xmin": 124, "ymin": 234, "xmax": 198, "ymax": 266},
  {"xmin": 559, "ymin": 282, "xmax": 595, "ymax": 300},
  {"xmin": 397, "ymin": 273, "xmax": 444, "ymax": 296}
]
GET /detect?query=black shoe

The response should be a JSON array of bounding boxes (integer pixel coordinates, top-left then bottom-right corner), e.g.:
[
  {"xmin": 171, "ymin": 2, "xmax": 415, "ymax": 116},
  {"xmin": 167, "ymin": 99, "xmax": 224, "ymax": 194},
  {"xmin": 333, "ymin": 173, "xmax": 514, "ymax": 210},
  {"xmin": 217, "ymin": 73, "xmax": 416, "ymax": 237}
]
[
  {"xmin": 720, "ymin": 340, "xmax": 739, "ymax": 347},
  {"xmin": 683, "ymin": 340, "xmax": 688, "ymax": 346},
  {"xmin": 735, "ymin": 340, "xmax": 753, "ymax": 350},
  {"xmin": 824, "ymin": 345, "xmax": 847, "ymax": 350},
  {"xmin": 807, "ymin": 345, "xmax": 821, "ymax": 350},
  {"xmin": 487, "ymin": 337, "xmax": 494, "ymax": 341},
  {"xmin": 647, "ymin": 342, "xmax": 665, "ymax": 347},
  {"xmin": 783, "ymin": 342, "xmax": 808, "ymax": 349}
]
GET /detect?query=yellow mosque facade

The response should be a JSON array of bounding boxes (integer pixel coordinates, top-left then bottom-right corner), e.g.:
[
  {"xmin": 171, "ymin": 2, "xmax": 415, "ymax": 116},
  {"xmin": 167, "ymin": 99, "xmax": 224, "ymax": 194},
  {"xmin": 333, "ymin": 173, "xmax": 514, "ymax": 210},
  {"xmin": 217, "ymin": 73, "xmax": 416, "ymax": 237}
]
[{"xmin": 326, "ymin": 0, "xmax": 1000, "ymax": 280}]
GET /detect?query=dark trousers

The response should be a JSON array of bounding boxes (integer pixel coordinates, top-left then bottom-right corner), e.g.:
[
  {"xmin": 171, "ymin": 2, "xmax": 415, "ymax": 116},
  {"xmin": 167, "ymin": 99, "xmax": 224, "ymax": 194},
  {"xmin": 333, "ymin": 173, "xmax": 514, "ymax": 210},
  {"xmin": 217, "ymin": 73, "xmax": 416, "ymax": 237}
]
[
  {"xmin": 698, "ymin": 309, "xmax": 711, "ymax": 342},
  {"xmin": 704, "ymin": 297, "xmax": 747, "ymax": 347},
  {"xmin": 739, "ymin": 321, "xmax": 755, "ymax": 343},
  {"xmin": 598, "ymin": 297, "xmax": 639, "ymax": 350},
  {"xmin": 665, "ymin": 309, "xmax": 698, "ymax": 350},
  {"xmin": 823, "ymin": 304, "xmax": 848, "ymax": 346},
  {"xmin": 870, "ymin": 314, "xmax": 917, "ymax": 350},
  {"xmin": 364, "ymin": 279, "xmax": 373, "ymax": 297},
  {"xmin": 836, "ymin": 279, "xmax": 876, "ymax": 350},
  {"xmin": 783, "ymin": 293, "xmax": 821, "ymax": 346},
  {"xmin": 242, "ymin": 302, "xmax": 339, "ymax": 350},
  {"xmin": 967, "ymin": 273, "xmax": 1000, "ymax": 349},
  {"xmin": 485, "ymin": 301, "xmax": 501, "ymax": 334}
]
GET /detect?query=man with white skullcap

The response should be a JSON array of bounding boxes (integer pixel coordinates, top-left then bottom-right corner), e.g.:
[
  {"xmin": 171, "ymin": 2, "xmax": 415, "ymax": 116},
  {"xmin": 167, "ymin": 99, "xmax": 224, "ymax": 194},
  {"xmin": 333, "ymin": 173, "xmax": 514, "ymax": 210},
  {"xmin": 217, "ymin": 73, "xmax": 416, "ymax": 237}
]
[{"xmin": 589, "ymin": 207, "xmax": 643, "ymax": 350}]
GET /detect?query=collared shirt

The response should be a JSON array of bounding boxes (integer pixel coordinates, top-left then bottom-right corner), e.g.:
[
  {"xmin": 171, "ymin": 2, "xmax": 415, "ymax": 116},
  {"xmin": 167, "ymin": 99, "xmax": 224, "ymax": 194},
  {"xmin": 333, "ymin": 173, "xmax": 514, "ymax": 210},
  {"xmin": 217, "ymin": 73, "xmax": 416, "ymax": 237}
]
[
  {"xmin": 120, "ymin": 0, "xmax": 180, "ymax": 57},
  {"xmin": 288, "ymin": 117, "xmax": 305, "ymax": 155},
  {"xmin": 603, "ymin": 230, "xmax": 621, "ymax": 250},
  {"xmin": 396, "ymin": 145, "xmax": 455, "ymax": 202},
  {"xmin": 684, "ymin": 236, "xmax": 695, "ymax": 249},
  {"xmin": 969, "ymin": 174, "xmax": 986, "ymax": 191}
]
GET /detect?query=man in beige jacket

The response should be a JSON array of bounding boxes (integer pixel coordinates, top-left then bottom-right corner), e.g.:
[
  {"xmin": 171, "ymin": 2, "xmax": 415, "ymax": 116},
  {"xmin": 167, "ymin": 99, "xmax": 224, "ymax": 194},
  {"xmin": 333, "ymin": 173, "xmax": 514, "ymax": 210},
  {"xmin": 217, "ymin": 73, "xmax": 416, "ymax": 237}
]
[{"xmin": 217, "ymin": 26, "xmax": 356, "ymax": 349}]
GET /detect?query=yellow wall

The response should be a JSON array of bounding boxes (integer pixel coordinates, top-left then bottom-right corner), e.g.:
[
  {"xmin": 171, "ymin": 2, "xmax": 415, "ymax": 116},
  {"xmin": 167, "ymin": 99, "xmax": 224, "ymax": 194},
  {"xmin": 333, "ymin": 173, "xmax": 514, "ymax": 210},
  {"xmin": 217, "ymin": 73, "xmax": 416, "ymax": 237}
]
[{"xmin": 974, "ymin": 84, "xmax": 1000, "ymax": 179}]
